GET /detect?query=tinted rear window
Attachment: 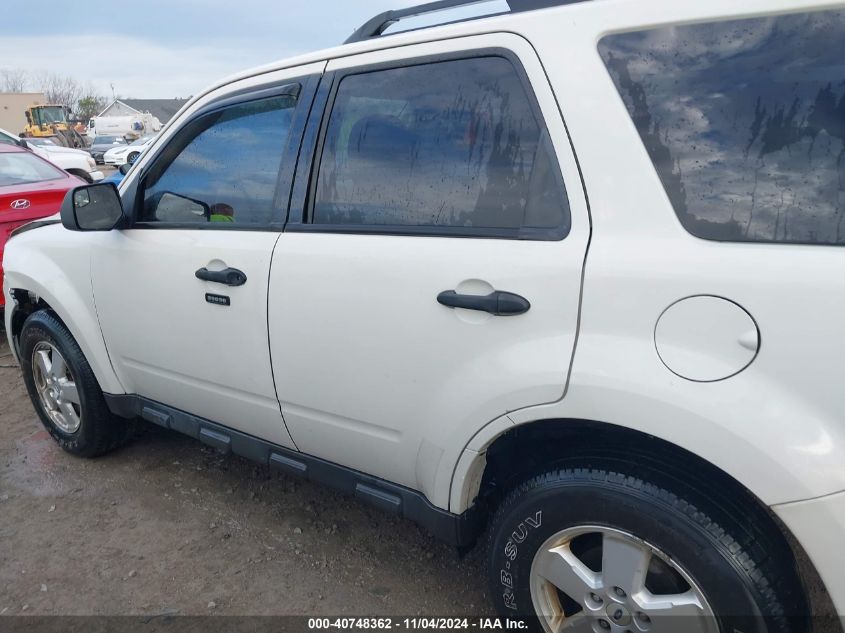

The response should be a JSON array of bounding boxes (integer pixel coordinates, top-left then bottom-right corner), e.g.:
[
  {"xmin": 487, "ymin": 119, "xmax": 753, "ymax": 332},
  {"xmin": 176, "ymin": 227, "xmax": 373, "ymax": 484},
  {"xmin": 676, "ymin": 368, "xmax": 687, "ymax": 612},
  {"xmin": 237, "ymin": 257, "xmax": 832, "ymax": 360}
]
[
  {"xmin": 312, "ymin": 56, "xmax": 571, "ymax": 239},
  {"xmin": 599, "ymin": 10, "xmax": 845, "ymax": 245}
]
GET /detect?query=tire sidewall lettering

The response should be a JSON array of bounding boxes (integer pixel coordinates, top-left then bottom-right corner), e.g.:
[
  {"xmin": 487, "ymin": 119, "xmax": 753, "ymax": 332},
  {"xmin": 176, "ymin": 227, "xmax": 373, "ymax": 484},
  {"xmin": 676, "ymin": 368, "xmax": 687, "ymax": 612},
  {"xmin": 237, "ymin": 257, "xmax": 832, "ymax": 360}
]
[
  {"xmin": 500, "ymin": 510, "xmax": 542, "ymax": 610},
  {"xmin": 487, "ymin": 477, "xmax": 785, "ymax": 632}
]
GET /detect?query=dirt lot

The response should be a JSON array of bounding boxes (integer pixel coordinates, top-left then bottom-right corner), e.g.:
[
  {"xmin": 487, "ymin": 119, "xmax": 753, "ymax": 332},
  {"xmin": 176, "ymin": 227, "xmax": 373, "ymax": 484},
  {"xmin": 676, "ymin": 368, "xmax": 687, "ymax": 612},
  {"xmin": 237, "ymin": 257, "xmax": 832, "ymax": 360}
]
[
  {"xmin": 0, "ymin": 330, "xmax": 491, "ymax": 617},
  {"xmin": 0, "ymin": 322, "xmax": 841, "ymax": 629}
]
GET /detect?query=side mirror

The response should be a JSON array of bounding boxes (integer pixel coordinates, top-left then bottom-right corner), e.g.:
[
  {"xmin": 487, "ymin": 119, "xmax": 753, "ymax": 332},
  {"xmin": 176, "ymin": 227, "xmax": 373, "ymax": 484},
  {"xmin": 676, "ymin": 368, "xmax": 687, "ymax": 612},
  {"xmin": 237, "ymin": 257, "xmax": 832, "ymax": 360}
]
[
  {"xmin": 119, "ymin": 162, "xmax": 132, "ymax": 175},
  {"xmin": 17, "ymin": 138, "xmax": 28, "ymax": 149},
  {"xmin": 60, "ymin": 183, "xmax": 125, "ymax": 232}
]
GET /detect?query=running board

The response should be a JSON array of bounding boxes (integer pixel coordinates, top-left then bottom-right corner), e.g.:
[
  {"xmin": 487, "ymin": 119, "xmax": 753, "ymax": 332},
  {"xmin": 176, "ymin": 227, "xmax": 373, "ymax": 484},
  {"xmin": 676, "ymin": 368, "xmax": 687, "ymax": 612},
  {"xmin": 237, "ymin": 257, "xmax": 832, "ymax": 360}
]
[{"xmin": 105, "ymin": 394, "xmax": 481, "ymax": 547}]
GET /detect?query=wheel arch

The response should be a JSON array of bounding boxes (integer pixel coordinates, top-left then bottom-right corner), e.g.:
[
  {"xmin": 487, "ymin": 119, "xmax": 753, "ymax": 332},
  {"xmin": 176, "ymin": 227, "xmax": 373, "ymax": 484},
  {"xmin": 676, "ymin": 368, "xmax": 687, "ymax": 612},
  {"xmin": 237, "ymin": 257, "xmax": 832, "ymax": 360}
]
[
  {"xmin": 453, "ymin": 416, "xmax": 835, "ymax": 619},
  {"xmin": 456, "ymin": 417, "xmax": 777, "ymax": 516},
  {"xmin": 6, "ymin": 267, "xmax": 124, "ymax": 395}
]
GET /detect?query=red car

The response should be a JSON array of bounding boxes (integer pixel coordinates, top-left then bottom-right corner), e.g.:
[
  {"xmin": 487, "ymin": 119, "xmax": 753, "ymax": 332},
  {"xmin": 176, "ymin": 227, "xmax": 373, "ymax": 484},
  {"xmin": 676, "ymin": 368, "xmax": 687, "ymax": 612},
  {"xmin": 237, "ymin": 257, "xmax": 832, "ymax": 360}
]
[{"xmin": 0, "ymin": 144, "xmax": 83, "ymax": 308}]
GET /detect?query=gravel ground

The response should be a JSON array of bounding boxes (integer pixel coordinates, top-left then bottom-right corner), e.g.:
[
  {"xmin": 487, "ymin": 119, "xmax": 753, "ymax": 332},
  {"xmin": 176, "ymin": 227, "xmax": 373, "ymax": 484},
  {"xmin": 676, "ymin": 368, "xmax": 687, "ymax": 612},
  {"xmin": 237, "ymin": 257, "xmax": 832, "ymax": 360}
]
[
  {"xmin": 0, "ymin": 322, "xmax": 841, "ymax": 630},
  {"xmin": 0, "ymin": 329, "xmax": 491, "ymax": 617}
]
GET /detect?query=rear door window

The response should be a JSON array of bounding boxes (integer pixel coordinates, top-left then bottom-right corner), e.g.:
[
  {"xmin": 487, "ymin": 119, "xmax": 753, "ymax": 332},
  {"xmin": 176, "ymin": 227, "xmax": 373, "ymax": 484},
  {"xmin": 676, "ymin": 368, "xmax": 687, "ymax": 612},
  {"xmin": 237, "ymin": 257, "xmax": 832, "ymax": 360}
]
[
  {"xmin": 599, "ymin": 10, "xmax": 845, "ymax": 245},
  {"xmin": 311, "ymin": 55, "xmax": 570, "ymax": 239}
]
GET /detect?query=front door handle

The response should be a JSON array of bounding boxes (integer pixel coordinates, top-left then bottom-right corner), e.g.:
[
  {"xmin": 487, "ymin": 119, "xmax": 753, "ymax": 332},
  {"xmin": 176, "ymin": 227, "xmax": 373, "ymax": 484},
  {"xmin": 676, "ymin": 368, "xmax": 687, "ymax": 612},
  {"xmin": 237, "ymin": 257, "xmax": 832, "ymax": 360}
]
[
  {"xmin": 437, "ymin": 290, "xmax": 531, "ymax": 316},
  {"xmin": 195, "ymin": 267, "xmax": 247, "ymax": 286}
]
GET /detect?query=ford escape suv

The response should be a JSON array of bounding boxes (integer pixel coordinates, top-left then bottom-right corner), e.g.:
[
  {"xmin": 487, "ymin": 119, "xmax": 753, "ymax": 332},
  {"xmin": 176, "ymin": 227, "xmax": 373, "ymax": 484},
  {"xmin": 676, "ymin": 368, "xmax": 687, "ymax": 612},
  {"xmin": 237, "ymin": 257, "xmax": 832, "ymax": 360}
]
[{"xmin": 4, "ymin": 0, "xmax": 845, "ymax": 629}]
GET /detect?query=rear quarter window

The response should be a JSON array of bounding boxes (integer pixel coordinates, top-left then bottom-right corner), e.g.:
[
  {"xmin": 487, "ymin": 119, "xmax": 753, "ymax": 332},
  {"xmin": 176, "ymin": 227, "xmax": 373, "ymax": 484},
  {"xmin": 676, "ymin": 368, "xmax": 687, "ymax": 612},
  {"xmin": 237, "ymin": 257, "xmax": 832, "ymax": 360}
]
[{"xmin": 599, "ymin": 9, "xmax": 845, "ymax": 245}]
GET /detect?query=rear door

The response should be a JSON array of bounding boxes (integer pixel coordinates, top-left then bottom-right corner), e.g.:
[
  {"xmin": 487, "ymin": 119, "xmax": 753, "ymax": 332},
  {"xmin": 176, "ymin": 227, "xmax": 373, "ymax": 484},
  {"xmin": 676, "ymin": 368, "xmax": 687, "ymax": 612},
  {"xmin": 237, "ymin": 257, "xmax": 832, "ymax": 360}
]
[{"xmin": 268, "ymin": 34, "xmax": 590, "ymax": 494}]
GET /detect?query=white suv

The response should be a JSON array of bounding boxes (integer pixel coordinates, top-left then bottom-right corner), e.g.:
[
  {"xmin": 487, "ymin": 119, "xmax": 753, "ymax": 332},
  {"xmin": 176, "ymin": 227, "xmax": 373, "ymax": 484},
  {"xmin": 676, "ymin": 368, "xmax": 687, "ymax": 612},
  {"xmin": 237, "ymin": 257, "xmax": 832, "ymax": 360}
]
[
  {"xmin": 3, "ymin": 0, "xmax": 844, "ymax": 628},
  {"xmin": 0, "ymin": 128, "xmax": 104, "ymax": 183}
]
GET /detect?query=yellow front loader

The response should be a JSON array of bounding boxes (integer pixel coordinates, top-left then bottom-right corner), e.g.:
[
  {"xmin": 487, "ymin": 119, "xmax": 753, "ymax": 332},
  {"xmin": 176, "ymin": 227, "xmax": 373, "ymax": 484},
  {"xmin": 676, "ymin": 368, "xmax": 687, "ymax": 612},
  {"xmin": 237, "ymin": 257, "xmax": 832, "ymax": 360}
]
[{"xmin": 21, "ymin": 104, "xmax": 87, "ymax": 148}]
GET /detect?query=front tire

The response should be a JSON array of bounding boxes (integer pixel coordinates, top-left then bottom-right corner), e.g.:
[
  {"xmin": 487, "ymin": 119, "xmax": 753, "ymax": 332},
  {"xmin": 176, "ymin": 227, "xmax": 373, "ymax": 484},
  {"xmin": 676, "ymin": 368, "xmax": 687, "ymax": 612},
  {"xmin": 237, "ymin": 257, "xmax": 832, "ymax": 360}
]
[
  {"xmin": 487, "ymin": 468, "xmax": 808, "ymax": 633},
  {"xmin": 127, "ymin": 152, "xmax": 140, "ymax": 164},
  {"xmin": 20, "ymin": 311, "xmax": 135, "ymax": 457}
]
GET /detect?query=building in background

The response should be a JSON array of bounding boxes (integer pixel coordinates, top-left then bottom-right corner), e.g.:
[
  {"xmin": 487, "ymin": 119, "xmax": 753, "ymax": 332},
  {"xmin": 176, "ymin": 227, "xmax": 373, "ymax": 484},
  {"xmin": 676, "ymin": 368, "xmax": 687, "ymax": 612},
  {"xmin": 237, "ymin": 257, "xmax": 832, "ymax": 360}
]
[
  {"xmin": 97, "ymin": 98, "xmax": 188, "ymax": 126},
  {"xmin": 0, "ymin": 92, "xmax": 46, "ymax": 135}
]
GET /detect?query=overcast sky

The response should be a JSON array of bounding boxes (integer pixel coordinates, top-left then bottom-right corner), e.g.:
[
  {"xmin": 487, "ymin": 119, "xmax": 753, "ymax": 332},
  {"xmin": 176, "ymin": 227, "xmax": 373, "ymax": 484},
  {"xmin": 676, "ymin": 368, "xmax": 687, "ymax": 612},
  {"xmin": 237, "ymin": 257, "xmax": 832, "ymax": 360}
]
[{"xmin": 0, "ymin": 0, "xmax": 459, "ymax": 99}]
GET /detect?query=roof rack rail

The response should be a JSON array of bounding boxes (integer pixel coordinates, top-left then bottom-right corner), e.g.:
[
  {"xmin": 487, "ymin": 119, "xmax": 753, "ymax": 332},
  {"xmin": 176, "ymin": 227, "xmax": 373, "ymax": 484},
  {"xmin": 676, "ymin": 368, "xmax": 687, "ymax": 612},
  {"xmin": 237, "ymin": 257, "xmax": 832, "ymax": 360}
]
[{"xmin": 345, "ymin": 0, "xmax": 586, "ymax": 44}]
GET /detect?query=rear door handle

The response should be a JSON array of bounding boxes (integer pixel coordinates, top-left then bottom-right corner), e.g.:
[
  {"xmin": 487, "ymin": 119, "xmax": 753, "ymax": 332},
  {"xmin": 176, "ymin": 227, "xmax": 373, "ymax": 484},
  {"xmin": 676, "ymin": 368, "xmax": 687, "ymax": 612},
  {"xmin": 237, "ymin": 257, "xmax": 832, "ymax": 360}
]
[
  {"xmin": 195, "ymin": 267, "xmax": 247, "ymax": 287},
  {"xmin": 437, "ymin": 290, "xmax": 531, "ymax": 316}
]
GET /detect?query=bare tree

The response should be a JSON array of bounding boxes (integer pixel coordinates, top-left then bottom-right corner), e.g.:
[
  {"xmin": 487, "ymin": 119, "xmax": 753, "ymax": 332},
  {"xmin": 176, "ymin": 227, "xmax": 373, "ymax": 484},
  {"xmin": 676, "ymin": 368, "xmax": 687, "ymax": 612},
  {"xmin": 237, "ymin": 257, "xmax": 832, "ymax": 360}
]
[
  {"xmin": 2, "ymin": 69, "xmax": 107, "ymax": 119},
  {"xmin": 34, "ymin": 71, "xmax": 84, "ymax": 110},
  {"xmin": 0, "ymin": 68, "xmax": 29, "ymax": 92}
]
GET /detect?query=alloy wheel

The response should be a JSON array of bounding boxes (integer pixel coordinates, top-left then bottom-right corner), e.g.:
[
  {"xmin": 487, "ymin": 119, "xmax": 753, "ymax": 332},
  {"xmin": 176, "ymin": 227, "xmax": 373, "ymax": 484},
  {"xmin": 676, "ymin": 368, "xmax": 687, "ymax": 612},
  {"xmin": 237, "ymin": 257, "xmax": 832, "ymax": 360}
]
[
  {"xmin": 31, "ymin": 342, "xmax": 82, "ymax": 434},
  {"xmin": 529, "ymin": 525, "xmax": 716, "ymax": 633}
]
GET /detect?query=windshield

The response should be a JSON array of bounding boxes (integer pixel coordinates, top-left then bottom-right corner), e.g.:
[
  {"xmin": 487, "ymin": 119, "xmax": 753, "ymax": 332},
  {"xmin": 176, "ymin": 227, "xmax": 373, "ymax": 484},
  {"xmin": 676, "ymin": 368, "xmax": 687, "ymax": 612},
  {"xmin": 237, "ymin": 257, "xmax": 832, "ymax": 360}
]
[
  {"xmin": 36, "ymin": 106, "xmax": 66, "ymax": 125},
  {"xmin": 95, "ymin": 136, "xmax": 125, "ymax": 144},
  {"xmin": 130, "ymin": 137, "xmax": 153, "ymax": 147},
  {"xmin": 0, "ymin": 152, "xmax": 65, "ymax": 186}
]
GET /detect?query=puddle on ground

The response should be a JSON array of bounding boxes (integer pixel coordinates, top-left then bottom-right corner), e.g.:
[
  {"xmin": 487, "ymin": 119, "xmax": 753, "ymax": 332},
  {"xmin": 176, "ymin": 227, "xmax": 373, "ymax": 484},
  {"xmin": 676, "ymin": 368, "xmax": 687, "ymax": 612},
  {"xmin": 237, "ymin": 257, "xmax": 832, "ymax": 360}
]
[{"xmin": 4, "ymin": 427, "xmax": 69, "ymax": 497}]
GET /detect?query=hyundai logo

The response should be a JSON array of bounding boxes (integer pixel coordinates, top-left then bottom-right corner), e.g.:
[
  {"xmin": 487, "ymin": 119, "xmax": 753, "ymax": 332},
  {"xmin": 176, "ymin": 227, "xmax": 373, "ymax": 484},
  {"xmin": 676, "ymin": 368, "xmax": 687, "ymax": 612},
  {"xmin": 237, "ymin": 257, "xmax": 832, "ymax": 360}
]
[{"xmin": 11, "ymin": 199, "xmax": 30, "ymax": 210}]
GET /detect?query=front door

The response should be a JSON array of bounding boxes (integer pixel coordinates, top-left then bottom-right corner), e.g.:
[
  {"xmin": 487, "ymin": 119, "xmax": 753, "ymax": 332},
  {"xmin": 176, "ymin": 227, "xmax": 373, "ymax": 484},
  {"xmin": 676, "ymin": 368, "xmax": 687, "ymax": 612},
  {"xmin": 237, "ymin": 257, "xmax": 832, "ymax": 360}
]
[
  {"xmin": 92, "ymin": 70, "xmax": 320, "ymax": 448},
  {"xmin": 269, "ymin": 35, "xmax": 590, "ymax": 495}
]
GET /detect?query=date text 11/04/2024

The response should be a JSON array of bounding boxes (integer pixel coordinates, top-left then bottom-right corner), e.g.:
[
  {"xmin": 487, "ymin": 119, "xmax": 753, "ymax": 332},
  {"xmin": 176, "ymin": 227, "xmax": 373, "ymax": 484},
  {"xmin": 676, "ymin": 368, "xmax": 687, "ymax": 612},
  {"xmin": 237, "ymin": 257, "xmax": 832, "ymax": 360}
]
[{"xmin": 307, "ymin": 618, "xmax": 529, "ymax": 630}]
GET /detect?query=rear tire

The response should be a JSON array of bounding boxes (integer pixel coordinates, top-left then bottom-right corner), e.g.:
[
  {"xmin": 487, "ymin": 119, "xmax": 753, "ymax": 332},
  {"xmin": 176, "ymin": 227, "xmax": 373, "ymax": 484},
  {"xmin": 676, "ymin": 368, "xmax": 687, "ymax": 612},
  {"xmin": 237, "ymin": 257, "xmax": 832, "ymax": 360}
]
[
  {"xmin": 19, "ymin": 311, "xmax": 135, "ymax": 457},
  {"xmin": 487, "ymin": 467, "xmax": 809, "ymax": 633}
]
